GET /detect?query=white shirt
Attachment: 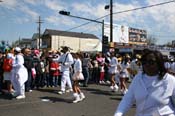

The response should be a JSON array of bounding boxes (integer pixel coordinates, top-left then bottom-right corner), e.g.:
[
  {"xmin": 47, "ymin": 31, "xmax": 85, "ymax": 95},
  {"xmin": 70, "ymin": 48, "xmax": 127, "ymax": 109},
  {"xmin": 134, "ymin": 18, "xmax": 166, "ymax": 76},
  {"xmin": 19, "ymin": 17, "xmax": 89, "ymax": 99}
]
[{"xmin": 114, "ymin": 73, "xmax": 175, "ymax": 116}]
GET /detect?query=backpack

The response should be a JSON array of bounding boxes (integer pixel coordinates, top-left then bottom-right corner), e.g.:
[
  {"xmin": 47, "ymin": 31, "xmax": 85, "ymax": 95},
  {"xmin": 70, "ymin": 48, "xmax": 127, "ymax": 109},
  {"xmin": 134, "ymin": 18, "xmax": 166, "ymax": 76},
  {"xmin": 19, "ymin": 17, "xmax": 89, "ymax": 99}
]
[{"xmin": 3, "ymin": 58, "xmax": 13, "ymax": 72}]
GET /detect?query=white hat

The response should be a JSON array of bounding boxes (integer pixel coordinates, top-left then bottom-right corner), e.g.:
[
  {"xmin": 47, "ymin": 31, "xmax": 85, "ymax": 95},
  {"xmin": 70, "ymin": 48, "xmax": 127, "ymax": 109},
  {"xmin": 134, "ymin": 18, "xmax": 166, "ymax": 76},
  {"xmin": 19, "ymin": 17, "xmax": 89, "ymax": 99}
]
[{"xmin": 14, "ymin": 47, "xmax": 21, "ymax": 52}]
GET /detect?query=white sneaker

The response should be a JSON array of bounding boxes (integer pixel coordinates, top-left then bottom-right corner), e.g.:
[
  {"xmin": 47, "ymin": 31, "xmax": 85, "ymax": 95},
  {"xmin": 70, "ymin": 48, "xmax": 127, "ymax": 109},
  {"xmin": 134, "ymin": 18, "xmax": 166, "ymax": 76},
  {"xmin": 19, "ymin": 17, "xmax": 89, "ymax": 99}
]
[
  {"xmin": 110, "ymin": 86, "xmax": 114, "ymax": 90},
  {"xmin": 73, "ymin": 98, "xmax": 81, "ymax": 103},
  {"xmin": 101, "ymin": 80, "xmax": 106, "ymax": 84},
  {"xmin": 66, "ymin": 89, "xmax": 73, "ymax": 93},
  {"xmin": 123, "ymin": 89, "xmax": 128, "ymax": 95},
  {"xmin": 73, "ymin": 93, "xmax": 81, "ymax": 103},
  {"xmin": 16, "ymin": 95, "xmax": 25, "ymax": 99},
  {"xmin": 113, "ymin": 85, "xmax": 119, "ymax": 92},
  {"xmin": 106, "ymin": 81, "xmax": 111, "ymax": 84},
  {"xmin": 79, "ymin": 93, "xmax": 85, "ymax": 101},
  {"xmin": 29, "ymin": 90, "xmax": 33, "ymax": 92},
  {"xmin": 58, "ymin": 91, "xmax": 65, "ymax": 95}
]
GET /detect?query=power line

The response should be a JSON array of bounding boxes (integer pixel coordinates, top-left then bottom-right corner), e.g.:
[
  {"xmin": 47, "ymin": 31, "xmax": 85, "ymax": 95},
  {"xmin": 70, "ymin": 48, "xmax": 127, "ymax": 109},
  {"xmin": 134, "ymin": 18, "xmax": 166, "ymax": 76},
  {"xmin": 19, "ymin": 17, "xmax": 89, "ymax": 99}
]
[{"xmin": 66, "ymin": 0, "xmax": 175, "ymax": 32}]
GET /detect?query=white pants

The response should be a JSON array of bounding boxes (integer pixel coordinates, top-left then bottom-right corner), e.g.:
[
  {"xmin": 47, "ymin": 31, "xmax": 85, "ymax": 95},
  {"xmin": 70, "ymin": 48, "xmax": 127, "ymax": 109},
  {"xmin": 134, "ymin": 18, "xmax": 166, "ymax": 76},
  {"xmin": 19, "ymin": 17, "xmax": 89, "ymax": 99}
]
[
  {"xmin": 11, "ymin": 67, "xmax": 27, "ymax": 96},
  {"xmin": 61, "ymin": 71, "xmax": 72, "ymax": 91},
  {"xmin": 11, "ymin": 74, "xmax": 25, "ymax": 96}
]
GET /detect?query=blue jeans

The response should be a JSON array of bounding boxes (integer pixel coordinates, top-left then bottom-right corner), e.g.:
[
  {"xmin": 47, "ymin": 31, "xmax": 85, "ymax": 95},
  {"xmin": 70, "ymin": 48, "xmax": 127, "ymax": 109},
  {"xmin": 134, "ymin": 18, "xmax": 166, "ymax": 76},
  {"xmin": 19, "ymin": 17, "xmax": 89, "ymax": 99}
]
[
  {"xmin": 46, "ymin": 73, "xmax": 50, "ymax": 87},
  {"xmin": 50, "ymin": 75, "xmax": 58, "ymax": 87},
  {"xmin": 82, "ymin": 67, "xmax": 89, "ymax": 86},
  {"xmin": 25, "ymin": 69, "xmax": 32, "ymax": 91}
]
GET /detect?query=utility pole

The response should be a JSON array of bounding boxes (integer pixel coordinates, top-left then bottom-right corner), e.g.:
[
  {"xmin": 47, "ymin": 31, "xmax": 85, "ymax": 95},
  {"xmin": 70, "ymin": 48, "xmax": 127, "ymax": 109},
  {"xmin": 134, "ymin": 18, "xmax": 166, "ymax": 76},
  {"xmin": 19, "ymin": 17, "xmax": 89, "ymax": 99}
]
[
  {"xmin": 110, "ymin": 0, "xmax": 113, "ymax": 42},
  {"xmin": 36, "ymin": 16, "xmax": 43, "ymax": 49}
]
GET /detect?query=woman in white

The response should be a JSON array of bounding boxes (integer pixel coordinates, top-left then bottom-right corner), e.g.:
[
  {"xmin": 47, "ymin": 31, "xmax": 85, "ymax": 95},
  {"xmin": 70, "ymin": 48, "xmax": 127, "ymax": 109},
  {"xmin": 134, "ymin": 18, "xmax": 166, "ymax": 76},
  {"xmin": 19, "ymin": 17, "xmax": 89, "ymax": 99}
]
[
  {"xmin": 119, "ymin": 56, "xmax": 130, "ymax": 95},
  {"xmin": 114, "ymin": 49, "xmax": 175, "ymax": 116},
  {"xmin": 72, "ymin": 53, "xmax": 85, "ymax": 103},
  {"xmin": 108, "ymin": 52, "xmax": 119, "ymax": 92},
  {"xmin": 11, "ymin": 47, "xmax": 28, "ymax": 99}
]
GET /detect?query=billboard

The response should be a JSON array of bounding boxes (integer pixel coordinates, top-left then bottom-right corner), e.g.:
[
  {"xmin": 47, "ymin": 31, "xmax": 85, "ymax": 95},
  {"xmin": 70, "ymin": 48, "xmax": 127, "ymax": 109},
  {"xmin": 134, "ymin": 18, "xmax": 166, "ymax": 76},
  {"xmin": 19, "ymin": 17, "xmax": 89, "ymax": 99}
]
[
  {"xmin": 128, "ymin": 27, "xmax": 147, "ymax": 44},
  {"xmin": 104, "ymin": 22, "xmax": 147, "ymax": 45},
  {"xmin": 104, "ymin": 23, "xmax": 129, "ymax": 43}
]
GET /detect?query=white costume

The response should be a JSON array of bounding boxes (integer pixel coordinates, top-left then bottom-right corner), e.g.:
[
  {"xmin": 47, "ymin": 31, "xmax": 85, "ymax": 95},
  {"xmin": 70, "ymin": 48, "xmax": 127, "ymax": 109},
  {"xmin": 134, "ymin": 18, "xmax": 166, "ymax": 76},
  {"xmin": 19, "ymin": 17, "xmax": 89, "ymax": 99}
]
[
  {"xmin": 114, "ymin": 73, "xmax": 175, "ymax": 116},
  {"xmin": 73, "ymin": 58, "xmax": 83, "ymax": 77},
  {"xmin": 58, "ymin": 52, "xmax": 74, "ymax": 93},
  {"xmin": 72, "ymin": 58, "xmax": 85, "ymax": 103},
  {"xmin": 120, "ymin": 62, "xmax": 130, "ymax": 78},
  {"xmin": 11, "ymin": 48, "xmax": 28, "ymax": 99},
  {"xmin": 108, "ymin": 56, "xmax": 119, "ymax": 74},
  {"xmin": 108, "ymin": 56, "xmax": 119, "ymax": 91}
]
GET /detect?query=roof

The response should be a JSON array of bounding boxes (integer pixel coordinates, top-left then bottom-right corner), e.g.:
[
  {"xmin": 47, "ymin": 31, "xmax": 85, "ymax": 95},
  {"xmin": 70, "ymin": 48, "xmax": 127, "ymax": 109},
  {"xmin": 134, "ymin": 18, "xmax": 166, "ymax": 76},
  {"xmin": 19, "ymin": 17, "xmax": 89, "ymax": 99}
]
[
  {"xmin": 32, "ymin": 33, "xmax": 42, "ymax": 39},
  {"xmin": 43, "ymin": 29, "xmax": 99, "ymax": 39}
]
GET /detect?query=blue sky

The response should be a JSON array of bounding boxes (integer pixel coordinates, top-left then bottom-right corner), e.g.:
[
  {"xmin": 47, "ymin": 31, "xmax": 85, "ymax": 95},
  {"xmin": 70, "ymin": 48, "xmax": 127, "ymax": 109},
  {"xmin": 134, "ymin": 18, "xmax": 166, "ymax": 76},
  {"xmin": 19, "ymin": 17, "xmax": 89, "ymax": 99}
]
[{"xmin": 0, "ymin": 0, "xmax": 175, "ymax": 45}]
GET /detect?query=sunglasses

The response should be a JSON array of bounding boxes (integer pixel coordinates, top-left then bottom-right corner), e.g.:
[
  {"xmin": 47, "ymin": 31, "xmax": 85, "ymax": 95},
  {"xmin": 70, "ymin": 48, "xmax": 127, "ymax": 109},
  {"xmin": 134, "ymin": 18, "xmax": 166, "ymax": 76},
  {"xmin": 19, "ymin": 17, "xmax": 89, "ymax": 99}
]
[{"xmin": 142, "ymin": 59, "xmax": 157, "ymax": 65}]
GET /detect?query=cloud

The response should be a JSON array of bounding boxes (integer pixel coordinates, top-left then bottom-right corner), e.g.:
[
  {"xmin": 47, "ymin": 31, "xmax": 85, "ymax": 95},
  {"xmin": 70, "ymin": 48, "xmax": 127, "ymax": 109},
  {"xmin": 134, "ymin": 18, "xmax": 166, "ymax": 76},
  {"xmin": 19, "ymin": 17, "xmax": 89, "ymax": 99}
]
[
  {"xmin": 71, "ymin": 2, "xmax": 107, "ymax": 19},
  {"xmin": 20, "ymin": 5, "xmax": 39, "ymax": 20},
  {"xmin": 15, "ymin": 17, "xmax": 30, "ymax": 24},
  {"xmin": 45, "ymin": 15, "xmax": 76, "ymax": 26},
  {"xmin": 44, "ymin": 0, "xmax": 65, "ymax": 11},
  {"xmin": 1, "ymin": 0, "xmax": 18, "ymax": 10},
  {"xmin": 24, "ymin": 0, "xmax": 37, "ymax": 5}
]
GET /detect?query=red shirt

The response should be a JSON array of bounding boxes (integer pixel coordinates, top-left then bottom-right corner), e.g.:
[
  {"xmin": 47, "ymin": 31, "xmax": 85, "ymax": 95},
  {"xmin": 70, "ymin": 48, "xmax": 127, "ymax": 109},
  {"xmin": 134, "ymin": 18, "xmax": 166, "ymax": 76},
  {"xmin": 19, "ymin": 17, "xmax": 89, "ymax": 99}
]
[{"xmin": 50, "ymin": 61, "xmax": 60, "ymax": 76}]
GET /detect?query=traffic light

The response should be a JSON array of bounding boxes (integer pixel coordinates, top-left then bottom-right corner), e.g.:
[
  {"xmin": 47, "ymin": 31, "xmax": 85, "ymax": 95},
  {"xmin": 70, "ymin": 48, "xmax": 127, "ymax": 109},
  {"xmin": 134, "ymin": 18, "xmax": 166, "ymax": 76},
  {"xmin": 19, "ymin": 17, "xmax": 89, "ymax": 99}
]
[
  {"xmin": 102, "ymin": 35, "xmax": 108, "ymax": 45},
  {"xmin": 59, "ymin": 11, "xmax": 70, "ymax": 15}
]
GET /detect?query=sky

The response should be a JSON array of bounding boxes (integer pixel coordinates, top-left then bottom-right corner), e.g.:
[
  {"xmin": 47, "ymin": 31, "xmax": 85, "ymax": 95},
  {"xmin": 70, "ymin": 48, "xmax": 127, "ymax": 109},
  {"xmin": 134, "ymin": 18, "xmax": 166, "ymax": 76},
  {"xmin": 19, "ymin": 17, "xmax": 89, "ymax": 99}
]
[{"xmin": 0, "ymin": 0, "xmax": 175, "ymax": 45}]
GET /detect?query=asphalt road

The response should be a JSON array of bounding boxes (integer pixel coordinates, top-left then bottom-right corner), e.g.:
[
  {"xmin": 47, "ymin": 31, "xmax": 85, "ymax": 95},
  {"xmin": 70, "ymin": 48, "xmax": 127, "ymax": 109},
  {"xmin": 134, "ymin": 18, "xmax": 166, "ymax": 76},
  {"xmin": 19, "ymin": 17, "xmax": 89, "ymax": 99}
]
[{"xmin": 0, "ymin": 84, "xmax": 135, "ymax": 116}]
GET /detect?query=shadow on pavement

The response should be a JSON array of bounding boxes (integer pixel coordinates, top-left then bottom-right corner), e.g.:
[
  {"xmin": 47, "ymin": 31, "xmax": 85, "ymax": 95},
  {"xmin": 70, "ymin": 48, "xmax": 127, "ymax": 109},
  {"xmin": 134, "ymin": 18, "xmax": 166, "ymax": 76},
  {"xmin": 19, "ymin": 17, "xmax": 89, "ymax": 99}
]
[
  {"xmin": 0, "ymin": 93, "xmax": 13, "ymax": 100},
  {"xmin": 82, "ymin": 87, "xmax": 115, "ymax": 96},
  {"xmin": 40, "ymin": 96, "xmax": 72, "ymax": 103},
  {"xmin": 36, "ymin": 88, "xmax": 58, "ymax": 94}
]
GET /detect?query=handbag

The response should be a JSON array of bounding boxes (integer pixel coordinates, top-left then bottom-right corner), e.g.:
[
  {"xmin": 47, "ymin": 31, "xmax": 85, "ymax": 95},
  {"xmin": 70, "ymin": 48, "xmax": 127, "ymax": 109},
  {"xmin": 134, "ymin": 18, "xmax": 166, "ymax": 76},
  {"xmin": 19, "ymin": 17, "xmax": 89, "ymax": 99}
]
[{"xmin": 72, "ymin": 72, "xmax": 84, "ymax": 81}]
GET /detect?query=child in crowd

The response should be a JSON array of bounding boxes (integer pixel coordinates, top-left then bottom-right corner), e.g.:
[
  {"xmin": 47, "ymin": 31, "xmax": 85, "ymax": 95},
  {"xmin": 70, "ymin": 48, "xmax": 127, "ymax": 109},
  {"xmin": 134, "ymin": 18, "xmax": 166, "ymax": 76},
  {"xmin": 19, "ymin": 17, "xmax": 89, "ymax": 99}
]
[
  {"xmin": 2, "ymin": 53, "xmax": 14, "ymax": 93},
  {"xmin": 50, "ymin": 55, "xmax": 60, "ymax": 87}
]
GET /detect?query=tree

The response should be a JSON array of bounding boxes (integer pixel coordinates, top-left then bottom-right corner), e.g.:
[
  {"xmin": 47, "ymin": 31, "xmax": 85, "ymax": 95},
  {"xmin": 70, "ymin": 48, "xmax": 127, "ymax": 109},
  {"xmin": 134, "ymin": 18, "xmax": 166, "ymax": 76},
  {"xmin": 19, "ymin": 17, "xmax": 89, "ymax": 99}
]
[{"xmin": 147, "ymin": 35, "xmax": 158, "ymax": 45}]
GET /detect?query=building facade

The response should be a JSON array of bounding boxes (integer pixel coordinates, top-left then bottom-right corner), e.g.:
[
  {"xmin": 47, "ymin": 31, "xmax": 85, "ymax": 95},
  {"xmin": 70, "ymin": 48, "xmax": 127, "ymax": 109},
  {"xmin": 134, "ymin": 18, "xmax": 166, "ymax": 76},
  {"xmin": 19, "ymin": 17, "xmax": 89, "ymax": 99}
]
[{"xmin": 42, "ymin": 29, "xmax": 102, "ymax": 52}]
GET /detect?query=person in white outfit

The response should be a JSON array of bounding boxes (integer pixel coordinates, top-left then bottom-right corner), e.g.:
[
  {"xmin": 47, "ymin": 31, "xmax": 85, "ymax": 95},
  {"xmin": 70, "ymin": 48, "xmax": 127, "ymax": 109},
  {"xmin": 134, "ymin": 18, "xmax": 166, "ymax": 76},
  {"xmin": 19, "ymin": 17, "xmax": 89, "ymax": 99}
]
[
  {"xmin": 108, "ymin": 52, "xmax": 119, "ymax": 92},
  {"xmin": 119, "ymin": 56, "xmax": 130, "ymax": 95},
  {"xmin": 57, "ymin": 46, "xmax": 74, "ymax": 94},
  {"xmin": 114, "ymin": 49, "xmax": 175, "ymax": 116},
  {"xmin": 72, "ymin": 53, "xmax": 85, "ymax": 103},
  {"xmin": 11, "ymin": 47, "xmax": 28, "ymax": 99}
]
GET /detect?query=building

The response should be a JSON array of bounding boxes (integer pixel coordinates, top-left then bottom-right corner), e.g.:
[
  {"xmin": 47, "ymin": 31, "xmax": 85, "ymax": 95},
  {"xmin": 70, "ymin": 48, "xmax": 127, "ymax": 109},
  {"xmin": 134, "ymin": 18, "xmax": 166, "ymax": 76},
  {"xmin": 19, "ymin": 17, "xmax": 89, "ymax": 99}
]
[
  {"xmin": 41, "ymin": 29, "xmax": 102, "ymax": 52},
  {"xmin": 31, "ymin": 33, "xmax": 42, "ymax": 49},
  {"xmin": 18, "ymin": 38, "xmax": 32, "ymax": 48}
]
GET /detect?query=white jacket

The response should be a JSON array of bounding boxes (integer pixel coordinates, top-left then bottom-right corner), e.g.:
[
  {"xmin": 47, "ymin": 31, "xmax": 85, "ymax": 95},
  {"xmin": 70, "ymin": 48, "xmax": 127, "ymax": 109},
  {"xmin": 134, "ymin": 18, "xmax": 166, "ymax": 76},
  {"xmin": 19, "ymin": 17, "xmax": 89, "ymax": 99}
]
[
  {"xmin": 12, "ymin": 54, "xmax": 28, "ymax": 85},
  {"xmin": 108, "ymin": 56, "xmax": 119, "ymax": 74},
  {"xmin": 73, "ymin": 58, "xmax": 82, "ymax": 73},
  {"xmin": 114, "ymin": 72, "xmax": 175, "ymax": 116},
  {"xmin": 58, "ymin": 52, "xmax": 74, "ymax": 72}
]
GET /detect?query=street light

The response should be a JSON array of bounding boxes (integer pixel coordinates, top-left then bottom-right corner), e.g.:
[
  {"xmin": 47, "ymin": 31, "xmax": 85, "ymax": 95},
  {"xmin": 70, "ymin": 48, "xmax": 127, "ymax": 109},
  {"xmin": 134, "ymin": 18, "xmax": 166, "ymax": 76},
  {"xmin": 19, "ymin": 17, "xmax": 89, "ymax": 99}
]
[
  {"xmin": 59, "ymin": 10, "xmax": 105, "ymax": 50},
  {"xmin": 59, "ymin": 10, "xmax": 103, "ymax": 24}
]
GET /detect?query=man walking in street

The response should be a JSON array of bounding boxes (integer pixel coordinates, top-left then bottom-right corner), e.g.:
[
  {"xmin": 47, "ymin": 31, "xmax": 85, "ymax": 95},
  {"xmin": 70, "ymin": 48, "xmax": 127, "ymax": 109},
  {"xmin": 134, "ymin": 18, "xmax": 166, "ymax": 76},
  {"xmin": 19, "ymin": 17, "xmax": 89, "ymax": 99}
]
[{"xmin": 57, "ymin": 46, "xmax": 74, "ymax": 94}]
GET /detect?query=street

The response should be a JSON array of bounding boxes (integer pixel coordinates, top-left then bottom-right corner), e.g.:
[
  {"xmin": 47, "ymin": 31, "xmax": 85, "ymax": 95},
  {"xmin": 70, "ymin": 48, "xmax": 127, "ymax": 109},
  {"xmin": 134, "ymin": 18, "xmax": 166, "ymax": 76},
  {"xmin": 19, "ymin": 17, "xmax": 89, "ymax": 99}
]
[{"xmin": 0, "ymin": 84, "xmax": 135, "ymax": 116}]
